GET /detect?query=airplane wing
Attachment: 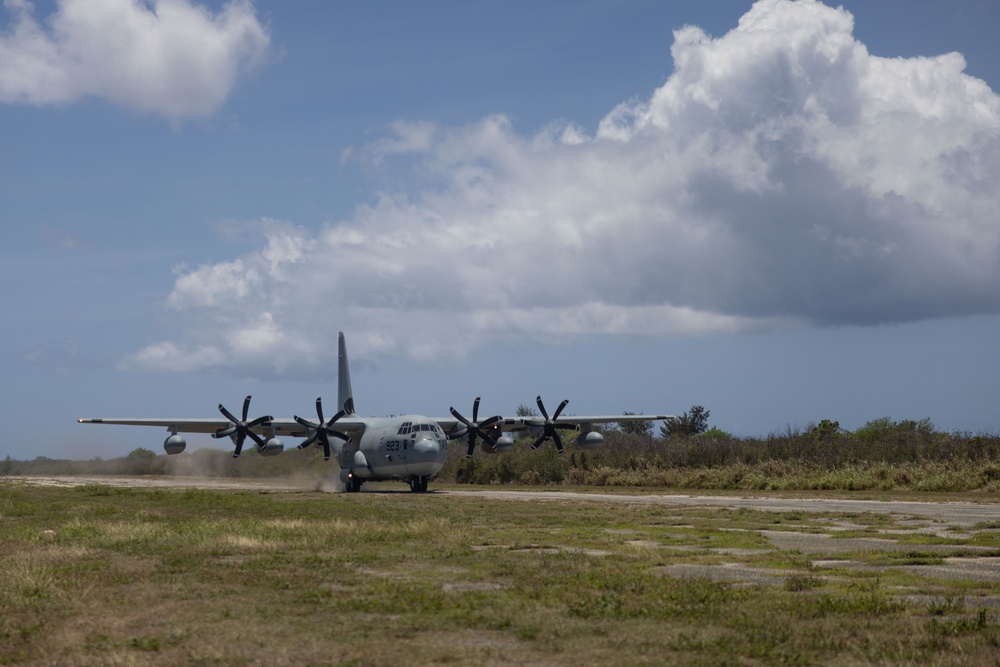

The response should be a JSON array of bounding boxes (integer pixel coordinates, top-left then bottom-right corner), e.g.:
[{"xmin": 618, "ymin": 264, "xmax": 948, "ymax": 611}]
[
  {"xmin": 78, "ymin": 418, "xmax": 232, "ymax": 434},
  {"xmin": 271, "ymin": 417, "xmax": 367, "ymax": 439},
  {"xmin": 430, "ymin": 412, "xmax": 674, "ymax": 436},
  {"xmin": 435, "ymin": 397, "xmax": 675, "ymax": 458},
  {"xmin": 439, "ymin": 395, "xmax": 673, "ymax": 435},
  {"xmin": 77, "ymin": 417, "xmax": 368, "ymax": 439},
  {"xmin": 502, "ymin": 413, "xmax": 673, "ymax": 431}
]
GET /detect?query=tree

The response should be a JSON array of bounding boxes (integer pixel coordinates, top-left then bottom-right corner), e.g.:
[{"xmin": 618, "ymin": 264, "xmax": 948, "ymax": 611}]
[
  {"xmin": 810, "ymin": 419, "xmax": 843, "ymax": 443},
  {"xmin": 127, "ymin": 447, "xmax": 157, "ymax": 459},
  {"xmin": 619, "ymin": 411, "xmax": 653, "ymax": 437},
  {"xmin": 515, "ymin": 403, "xmax": 538, "ymax": 417},
  {"xmin": 853, "ymin": 416, "xmax": 935, "ymax": 444},
  {"xmin": 661, "ymin": 405, "xmax": 711, "ymax": 439}
]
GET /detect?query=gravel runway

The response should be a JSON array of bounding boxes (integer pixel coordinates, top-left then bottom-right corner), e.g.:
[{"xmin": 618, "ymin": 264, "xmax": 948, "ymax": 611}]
[{"xmin": 13, "ymin": 474, "xmax": 1000, "ymax": 528}]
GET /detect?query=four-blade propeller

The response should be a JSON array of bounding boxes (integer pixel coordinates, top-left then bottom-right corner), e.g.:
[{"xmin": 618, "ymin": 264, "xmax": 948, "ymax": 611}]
[
  {"xmin": 449, "ymin": 397, "xmax": 503, "ymax": 458},
  {"xmin": 294, "ymin": 397, "xmax": 349, "ymax": 461},
  {"xmin": 212, "ymin": 395, "xmax": 273, "ymax": 458},
  {"xmin": 530, "ymin": 395, "xmax": 575, "ymax": 454}
]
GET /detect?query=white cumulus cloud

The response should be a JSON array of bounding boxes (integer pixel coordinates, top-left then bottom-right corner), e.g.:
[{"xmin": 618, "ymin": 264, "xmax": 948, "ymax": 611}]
[
  {"xmin": 127, "ymin": 0, "xmax": 1000, "ymax": 377},
  {"xmin": 0, "ymin": 0, "xmax": 270, "ymax": 119}
]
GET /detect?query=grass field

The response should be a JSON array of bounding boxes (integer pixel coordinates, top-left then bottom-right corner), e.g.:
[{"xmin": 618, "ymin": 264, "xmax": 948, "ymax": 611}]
[{"xmin": 2, "ymin": 481, "xmax": 1000, "ymax": 666}]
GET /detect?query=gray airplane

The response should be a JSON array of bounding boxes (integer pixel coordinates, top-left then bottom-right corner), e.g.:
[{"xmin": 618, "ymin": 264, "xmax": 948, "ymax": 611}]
[{"xmin": 79, "ymin": 332, "xmax": 673, "ymax": 492}]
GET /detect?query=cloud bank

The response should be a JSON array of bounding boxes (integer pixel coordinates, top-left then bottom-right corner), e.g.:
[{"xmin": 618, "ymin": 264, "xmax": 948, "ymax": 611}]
[
  {"xmin": 128, "ymin": 0, "xmax": 1000, "ymax": 377},
  {"xmin": 0, "ymin": 0, "xmax": 269, "ymax": 119}
]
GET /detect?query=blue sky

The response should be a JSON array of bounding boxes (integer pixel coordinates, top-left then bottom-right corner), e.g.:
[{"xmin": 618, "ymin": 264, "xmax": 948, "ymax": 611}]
[{"xmin": 2, "ymin": 0, "xmax": 999, "ymax": 460}]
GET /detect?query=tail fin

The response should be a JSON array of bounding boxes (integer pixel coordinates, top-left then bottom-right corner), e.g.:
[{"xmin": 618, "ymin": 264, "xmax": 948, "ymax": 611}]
[{"xmin": 338, "ymin": 332, "xmax": 355, "ymax": 415}]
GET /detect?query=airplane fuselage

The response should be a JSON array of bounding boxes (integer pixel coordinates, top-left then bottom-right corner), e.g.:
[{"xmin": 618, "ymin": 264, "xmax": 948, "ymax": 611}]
[{"xmin": 334, "ymin": 415, "xmax": 448, "ymax": 492}]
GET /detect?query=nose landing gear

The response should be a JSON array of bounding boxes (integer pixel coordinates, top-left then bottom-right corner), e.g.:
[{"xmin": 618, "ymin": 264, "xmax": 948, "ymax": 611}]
[
  {"xmin": 345, "ymin": 472, "xmax": 363, "ymax": 493},
  {"xmin": 408, "ymin": 476, "xmax": 429, "ymax": 493}
]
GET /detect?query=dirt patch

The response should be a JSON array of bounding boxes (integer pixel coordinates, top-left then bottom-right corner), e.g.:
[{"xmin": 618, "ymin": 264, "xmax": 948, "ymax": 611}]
[{"xmin": 762, "ymin": 530, "xmax": 996, "ymax": 555}]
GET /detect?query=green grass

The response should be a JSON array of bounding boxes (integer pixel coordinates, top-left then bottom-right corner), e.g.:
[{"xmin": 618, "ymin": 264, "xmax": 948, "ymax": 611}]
[{"xmin": 2, "ymin": 482, "xmax": 999, "ymax": 666}]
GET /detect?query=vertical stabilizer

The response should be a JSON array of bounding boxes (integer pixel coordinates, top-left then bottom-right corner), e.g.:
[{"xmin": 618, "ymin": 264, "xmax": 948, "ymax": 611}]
[{"xmin": 338, "ymin": 332, "xmax": 355, "ymax": 415}]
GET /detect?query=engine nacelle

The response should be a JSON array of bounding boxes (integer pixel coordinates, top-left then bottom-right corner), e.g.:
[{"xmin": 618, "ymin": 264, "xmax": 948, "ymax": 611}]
[
  {"xmin": 574, "ymin": 431, "xmax": 605, "ymax": 450},
  {"xmin": 480, "ymin": 435, "xmax": 514, "ymax": 454},
  {"xmin": 258, "ymin": 438, "xmax": 284, "ymax": 456},
  {"xmin": 163, "ymin": 434, "xmax": 187, "ymax": 455}
]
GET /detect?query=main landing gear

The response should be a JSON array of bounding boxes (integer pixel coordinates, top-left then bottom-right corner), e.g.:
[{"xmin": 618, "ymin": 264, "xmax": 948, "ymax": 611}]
[{"xmin": 409, "ymin": 476, "xmax": 429, "ymax": 493}]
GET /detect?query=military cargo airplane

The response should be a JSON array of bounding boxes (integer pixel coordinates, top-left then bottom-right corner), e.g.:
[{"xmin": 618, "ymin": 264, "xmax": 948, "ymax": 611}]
[{"xmin": 79, "ymin": 332, "xmax": 673, "ymax": 492}]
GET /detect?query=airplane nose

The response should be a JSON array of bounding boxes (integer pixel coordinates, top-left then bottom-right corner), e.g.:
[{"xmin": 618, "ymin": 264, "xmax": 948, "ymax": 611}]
[
  {"xmin": 407, "ymin": 436, "xmax": 445, "ymax": 477},
  {"xmin": 411, "ymin": 437, "xmax": 441, "ymax": 458}
]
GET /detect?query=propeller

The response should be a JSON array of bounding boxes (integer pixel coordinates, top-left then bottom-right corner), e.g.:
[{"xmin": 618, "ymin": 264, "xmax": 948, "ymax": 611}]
[
  {"xmin": 294, "ymin": 397, "xmax": 349, "ymax": 461},
  {"xmin": 212, "ymin": 395, "xmax": 273, "ymax": 458},
  {"xmin": 530, "ymin": 395, "xmax": 575, "ymax": 454},
  {"xmin": 449, "ymin": 397, "xmax": 502, "ymax": 458}
]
